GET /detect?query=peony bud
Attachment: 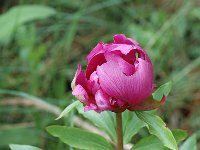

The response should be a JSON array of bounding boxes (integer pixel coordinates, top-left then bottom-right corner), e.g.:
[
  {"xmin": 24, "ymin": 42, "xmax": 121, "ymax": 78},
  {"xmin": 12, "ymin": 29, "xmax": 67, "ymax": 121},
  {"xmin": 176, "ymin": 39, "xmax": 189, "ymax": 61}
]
[{"xmin": 72, "ymin": 34, "xmax": 165, "ymax": 112}]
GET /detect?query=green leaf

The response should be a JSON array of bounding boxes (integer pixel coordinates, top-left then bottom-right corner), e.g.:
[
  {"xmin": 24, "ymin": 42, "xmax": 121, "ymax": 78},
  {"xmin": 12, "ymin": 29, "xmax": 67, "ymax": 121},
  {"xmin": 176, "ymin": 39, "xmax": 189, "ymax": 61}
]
[
  {"xmin": 56, "ymin": 101, "xmax": 81, "ymax": 120},
  {"xmin": 152, "ymin": 81, "xmax": 172, "ymax": 101},
  {"xmin": 9, "ymin": 144, "xmax": 42, "ymax": 150},
  {"xmin": 77, "ymin": 104, "xmax": 116, "ymax": 142},
  {"xmin": 46, "ymin": 125, "xmax": 113, "ymax": 150},
  {"xmin": 0, "ymin": 5, "xmax": 56, "ymax": 43},
  {"xmin": 123, "ymin": 111, "xmax": 145, "ymax": 144},
  {"xmin": 132, "ymin": 129, "xmax": 187, "ymax": 150},
  {"xmin": 135, "ymin": 111, "xmax": 177, "ymax": 150},
  {"xmin": 180, "ymin": 134, "xmax": 197, "ymax": 150},
  {"xmin": 131, "ymin": 135, "xmax": 164, "ymax": 150},
  {"xmin": 172, "ymin": 129, "xmax": 188, "ymax": 144}
]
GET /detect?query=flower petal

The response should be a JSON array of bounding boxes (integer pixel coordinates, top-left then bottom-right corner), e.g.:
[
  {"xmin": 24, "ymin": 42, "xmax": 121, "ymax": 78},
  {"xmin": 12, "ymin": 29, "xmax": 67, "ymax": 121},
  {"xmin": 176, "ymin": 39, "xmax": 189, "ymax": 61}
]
[
  {"xmin": 104, "ymin": 52, "xmax": 135, "ymax": 76},
  {"xmin": 97, "ymin": 61, "xmax": 123, "ymax": 100},
  {"xmin": 72, "ymin": 84, "xmax": 89, "ymax": 103},
  {"xmin": 105, "ymin": 43, "xmax": 148, "ymax": 60},
  {"xmin": 105, "ymin": 44, "xmax": 134, "ymax": 55},
  {"xmin": 89, "ymin": 71, "xmax": 100, "ymax": 94},
  {"xmin": 121, "ymin": 50, "xmax": 136, "ymax": 64},
  {"xmin": 95, "ymin": 89, "xmax": 111, "ymax": 111},
  {"xmin": 86, "ymin": 42, "xmax": 104, "ymax": 63},
  {"xmin": 86, "ymin": 53, "xmax": 106, "ymax": 78},
  {"xmin": 74, "ymin": 64, "xmax": 87, "ymax": 86},
  {"xmin": 84, "ymin": 103, "xmax": 98, "ymax": 112},
  {"xmin": 113, "ymin": 34, "xmax": 139, "ymax": 46},
  {"xmin": 97, "ymin": 58, "xmax": 153, "ymax": 105}
]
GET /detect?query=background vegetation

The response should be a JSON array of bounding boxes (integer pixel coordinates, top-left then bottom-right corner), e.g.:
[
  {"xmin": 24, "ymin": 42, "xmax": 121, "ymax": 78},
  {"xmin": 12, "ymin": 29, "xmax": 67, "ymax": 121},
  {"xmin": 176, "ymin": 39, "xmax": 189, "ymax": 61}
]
[{"xmin": 0, "ymin": 0, "xmax": 200, "ymax": 149}]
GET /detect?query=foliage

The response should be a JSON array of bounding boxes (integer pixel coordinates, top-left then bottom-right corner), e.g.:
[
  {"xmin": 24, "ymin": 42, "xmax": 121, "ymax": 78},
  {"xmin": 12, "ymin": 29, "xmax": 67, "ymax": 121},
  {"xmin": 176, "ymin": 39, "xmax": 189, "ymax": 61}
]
[
  {"xmin": 0, "ymin": 5, "xmax": 56, "ymax": 44},
  {"xmin": 0, "ymin": 0, "xmax": 200, "ymax": 149},
  {"xmin": 47, "ymin": 125, "xmax": 113, "ymax": 150},
  {"xmin": 132, "ymin": 129, "xmax": 187, "ymax": 150},
  {"xmin": 135, "ymin": 111, "xmax": 177, "ymax": 150}
]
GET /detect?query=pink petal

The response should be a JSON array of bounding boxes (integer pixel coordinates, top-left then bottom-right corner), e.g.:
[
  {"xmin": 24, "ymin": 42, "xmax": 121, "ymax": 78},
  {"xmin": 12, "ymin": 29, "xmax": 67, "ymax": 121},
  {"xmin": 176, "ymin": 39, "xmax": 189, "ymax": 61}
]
[
  {"xmin": 113, "ymin": 34, "xmax": 139, "ymax": 46},
  {"xmin": 74, "ymin": 64, "xmax": 94, "ymax": 96},
  {"xmin": 97, "ymin": 61, "xmax": 123, "ymax": 99},
  {"xmin": 104, "ymin": 53, "xmax": 135, "ymax": 76},
  {"xmin": 105, "ymin": 44, "xmax": 134, "ymax": 55},
  {"xmin": 86, "ymin": 42, "xmax": 104, "ymax": 63},
  {"xmin": 84, "ymin": 103, "xmax": 98, "ymax": 112},
  {"xmin": 86, "ymin": 53, "xmax": 106, "ymax": 79},
  {"xmin": 75, "ymin": 64, "xmax": 87, "ymax": 87},
  {"xmin": 95, "ymin": 89, "xmax": 128, "ymax": 112},
  {"xmin": 110, "ymin": 98, "xmax": 127, "ymax": 108},
  {"xmin": 124, "ymin": 58, "xmax": 154, "ymax": 105},
  {"xmin": 105, "ymin": 42, "xmax": 152, "ymax": 64},
  {"xmin": 72, "ymin": 84, "xmax": 89, "ymax": 103},
  {"xmin": 121, "ymin": 50, "xmax": 136, "ymax": 64},
  {"xmin": 95, "ymin": 89, "xmax": 111, "ymax": 111},
  {"xmin": 89, "ymin": 71, "xmax": 100, "ymax": 94},
  {"xmin": 97, "ymin": 58, "xmax": 153, "ymax": 105},
  {"xmin": 105, "ymin": 43, "xmax": 147, "ymax": 60}
]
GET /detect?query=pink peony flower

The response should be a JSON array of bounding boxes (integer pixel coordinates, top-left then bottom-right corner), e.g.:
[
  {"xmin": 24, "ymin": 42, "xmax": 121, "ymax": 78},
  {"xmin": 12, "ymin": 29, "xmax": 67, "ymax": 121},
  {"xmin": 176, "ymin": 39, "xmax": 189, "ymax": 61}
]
[{"xmin": 72, "ymin": 34, "xmax": 165, "ymax": 112}]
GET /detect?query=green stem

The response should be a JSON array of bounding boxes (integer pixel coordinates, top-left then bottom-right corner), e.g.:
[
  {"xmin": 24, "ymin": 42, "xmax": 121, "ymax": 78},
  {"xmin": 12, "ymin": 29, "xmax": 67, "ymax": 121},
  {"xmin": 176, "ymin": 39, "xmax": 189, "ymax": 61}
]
[{"xmin": 116, "ymin": 112, "xmax": 123, "ymax": 150}]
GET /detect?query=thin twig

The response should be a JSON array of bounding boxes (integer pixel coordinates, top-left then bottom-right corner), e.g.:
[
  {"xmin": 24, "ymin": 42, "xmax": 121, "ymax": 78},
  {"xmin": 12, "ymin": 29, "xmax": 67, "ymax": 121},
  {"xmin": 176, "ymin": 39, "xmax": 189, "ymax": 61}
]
[
  {"xmin": 0, "ymin": 122, "xmax": 35, "ymax": 130},
  {"xmin": 0, "ymin": 97, "xmax": 61, "ymax": 115}
]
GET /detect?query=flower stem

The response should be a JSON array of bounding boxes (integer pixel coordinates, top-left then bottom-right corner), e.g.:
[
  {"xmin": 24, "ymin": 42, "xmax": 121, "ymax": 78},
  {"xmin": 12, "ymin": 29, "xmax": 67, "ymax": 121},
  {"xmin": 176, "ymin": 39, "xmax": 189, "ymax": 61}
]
[{"xmin": 116, "ymin": 112, "xmax": 123, "ymax": 150}]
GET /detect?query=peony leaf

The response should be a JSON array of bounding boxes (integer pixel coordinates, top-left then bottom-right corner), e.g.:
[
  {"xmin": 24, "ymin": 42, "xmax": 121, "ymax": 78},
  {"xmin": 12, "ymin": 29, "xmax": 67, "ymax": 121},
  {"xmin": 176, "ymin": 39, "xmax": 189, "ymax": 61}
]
[
  {"xmin": 77, "ymin": 104, "xmax": 116, "ymax": 142},
  {"xmin": 152, "ymin": 81, "xmax": 172, "ymax": 101},
  {"xmin": 131, "ymin": 129, "xmax": 187, "ymax": 150},
  {"xmin": 46, "ymin": 125, "xmax": 113, "ymax": 150},
  {"xmin": 172, "ymin": 129, "xmax": 188, "ymax": 144},
  {"xmin": 135, "ymin": 111, "xmax": 178, "ymax": 150},
  {"xmin": 131, "ymin": 135, "xmax": 164, "ymax": 150},
  {"xmin": 9, "ymin": 144, "xmax": 42, "ymax": 150},
  {"xmin": 0, "ymin": 5, "xmax": 56, "ymax": 44},
  {"xmin": 123, "ymin": 111, "xmax": 145, "ymax": 144},
  {"xmin": 180, "ymin": 134, "xmax": 197, "ymax": 150},
  {"xmin": 56, "ymin": 100, "xmax": 81, "ymax": 120}
]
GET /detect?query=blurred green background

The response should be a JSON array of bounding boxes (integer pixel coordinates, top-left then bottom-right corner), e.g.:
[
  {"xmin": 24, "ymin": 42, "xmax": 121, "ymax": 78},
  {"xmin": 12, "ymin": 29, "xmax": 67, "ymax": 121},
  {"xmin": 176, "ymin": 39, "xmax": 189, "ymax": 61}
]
[{"xmin": 0, "ymin": 0, "xmax": 200, "ymax": 149}]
